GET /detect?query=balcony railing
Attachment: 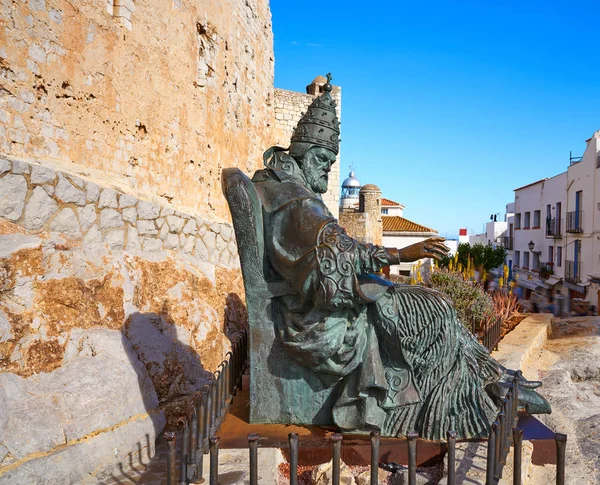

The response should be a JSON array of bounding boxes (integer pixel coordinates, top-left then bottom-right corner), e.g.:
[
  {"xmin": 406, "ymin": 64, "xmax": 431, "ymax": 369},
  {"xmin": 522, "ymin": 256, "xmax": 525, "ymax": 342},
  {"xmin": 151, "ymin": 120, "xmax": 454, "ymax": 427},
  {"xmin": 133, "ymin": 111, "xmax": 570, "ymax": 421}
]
[
  {"xmin": 501, "ymin": 236, "xmax": 513, "ymax": 250},
  {"xmin": 565, "ymin": 260, "xmax": 582, "ymax": 283},
  {"xmin": 566, "ymin": 211, "xmax": 583, "ymax": 233},
  {"xmin": 545, "ymin": 218, "xmax": 562, "ymax": 238}
]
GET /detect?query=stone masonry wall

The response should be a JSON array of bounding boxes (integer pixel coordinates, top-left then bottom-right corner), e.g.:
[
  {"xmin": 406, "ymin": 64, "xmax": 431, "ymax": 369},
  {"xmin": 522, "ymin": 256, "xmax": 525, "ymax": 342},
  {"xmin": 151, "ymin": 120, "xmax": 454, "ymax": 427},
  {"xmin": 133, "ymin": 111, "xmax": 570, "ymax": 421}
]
[
  {"xmin": 0, "ymin": 156, "xmax": 247, "ymax": 483},
  {"xmin": 0, "ymin": 0, "xmax": 274, "ymax": 222},
  {"xmin": 273, "ymin": 86, "xmax": 341, "ymax": 219}
]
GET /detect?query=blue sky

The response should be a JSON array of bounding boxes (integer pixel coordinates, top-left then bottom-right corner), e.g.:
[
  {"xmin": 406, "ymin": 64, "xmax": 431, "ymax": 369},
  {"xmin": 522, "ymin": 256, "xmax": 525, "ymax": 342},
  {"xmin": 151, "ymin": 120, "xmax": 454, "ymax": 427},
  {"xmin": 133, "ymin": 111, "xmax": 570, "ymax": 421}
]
[{"xmin": 270, "ymin": 0, "xmax": 600, "ymax": 239}]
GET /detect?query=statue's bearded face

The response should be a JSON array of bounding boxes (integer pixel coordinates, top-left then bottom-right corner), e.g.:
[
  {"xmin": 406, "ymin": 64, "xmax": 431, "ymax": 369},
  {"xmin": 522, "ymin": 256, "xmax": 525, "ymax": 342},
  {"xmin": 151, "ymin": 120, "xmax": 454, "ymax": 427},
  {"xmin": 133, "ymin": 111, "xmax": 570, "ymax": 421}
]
[{"xmin": 300, "ymin": 147, "xmax": 337, "ymax": 194}]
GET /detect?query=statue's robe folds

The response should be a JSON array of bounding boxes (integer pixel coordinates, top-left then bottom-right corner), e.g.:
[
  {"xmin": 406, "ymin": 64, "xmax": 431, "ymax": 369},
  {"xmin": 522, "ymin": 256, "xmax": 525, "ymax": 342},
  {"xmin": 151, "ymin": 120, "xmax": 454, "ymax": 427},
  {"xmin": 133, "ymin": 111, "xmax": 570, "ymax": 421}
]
[{"xmin": 252, "ymin": 167, "xmax": 501, "ymax": 440}]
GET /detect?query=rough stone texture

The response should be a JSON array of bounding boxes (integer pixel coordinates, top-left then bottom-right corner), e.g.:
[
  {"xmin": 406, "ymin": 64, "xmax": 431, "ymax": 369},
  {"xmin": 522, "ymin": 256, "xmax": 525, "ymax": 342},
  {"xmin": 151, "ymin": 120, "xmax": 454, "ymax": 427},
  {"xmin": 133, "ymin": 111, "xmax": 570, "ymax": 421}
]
[
  {"xmin": 30, "ymin": 164, "xmax": 56, "ymax": 184},
  {"xmin": 311, "ymin": 460, "xmax": 354, "ymax": 485},
  {"xmin": 0, "ymin": 0, "xmax": 274, "ymax": 222},
  {"xmin": 0, "ymin": 174, "xmax": 27, "ymax": 222},
  {"xmin": 23, "ymin": 186, "xmax": 58, "ymax": 230},
  {"xmin": 55, "ymin": 174, "xmax": 86, "ymax": 206},
  {"xmin": 99, "ymin": 208, "xmax": 123, "ymax": 230},
  {"xmin": 0, "ymin": 157, "xmax": 245, "ymax": 484},
  {"xmin": 49, "ymin": 207, "xmax": 81, "ymax": 237},
  {"xmin": 523, "ymin": 317, "xmax": 600, "ymax": 485}
]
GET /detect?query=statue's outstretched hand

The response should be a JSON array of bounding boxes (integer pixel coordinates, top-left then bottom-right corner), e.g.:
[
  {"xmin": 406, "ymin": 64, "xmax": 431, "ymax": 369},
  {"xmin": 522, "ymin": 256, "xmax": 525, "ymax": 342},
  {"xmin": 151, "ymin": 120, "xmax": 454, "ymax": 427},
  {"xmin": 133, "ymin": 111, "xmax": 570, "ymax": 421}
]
[{"xmin": 399, "ymin": 237, "xmax": 449, "ymax": 263}]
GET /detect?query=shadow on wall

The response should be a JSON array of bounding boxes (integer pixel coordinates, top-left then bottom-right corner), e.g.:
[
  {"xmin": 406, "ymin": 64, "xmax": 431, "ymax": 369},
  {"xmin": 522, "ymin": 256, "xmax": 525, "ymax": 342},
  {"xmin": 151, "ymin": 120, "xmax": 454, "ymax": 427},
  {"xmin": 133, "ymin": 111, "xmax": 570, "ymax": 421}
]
[{"xmin": 99, "ymin": 292, "xmax": 247, "ymax": 483}]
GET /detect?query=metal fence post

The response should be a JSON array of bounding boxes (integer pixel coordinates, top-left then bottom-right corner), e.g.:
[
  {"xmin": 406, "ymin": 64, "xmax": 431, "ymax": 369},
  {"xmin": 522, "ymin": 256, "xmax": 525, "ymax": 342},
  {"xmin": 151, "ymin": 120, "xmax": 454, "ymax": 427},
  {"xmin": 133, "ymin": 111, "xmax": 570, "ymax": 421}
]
[
  {"xmin": 288, "ymin": 433, "xmax": 298, "ymax": 485},
  {"xmin": 179, "ymin": 420, "xmax": 189, "ymax": 485},
  {"xmin": 446, "ymin": 430, "xmax": 457, "ymax": 485},
  {"xmin": 248, "ymin": 433, "xmax": 259, "ymax": 485},
  {"xmin": 513, "ymin": 428, "xmax": 523, "ymax": 485},
  {"xmin": 165, "ymin": 432, "xmax": 176, "ymax": 485},
  {"xmin": 486, "ymin": 421, "xmax": 498, "ymax": 485},
  {"xmin": 407, "ymin": 432, "xmax": 418, "ymax": 485},
  {"xmin": 210, "ymin": 374, "xmax": 219, "ymax": 434},
  {"xmin": 209, "ymin": 437, "xmax": 219, "ymax": 485},
  {"xmin": 331, "ymin": 433, "xmax": 343, "ymax": 485},
  {"xmin": 370, "ymin": 431, "xmax": 380, "ymax": 485},
  {"xmin": 555, "ymin": 433, "xmax": 567, "ymax": 485},
  {"xmin": 196, "ymin": 392, "xmax": 206, "ymax": 480},
  {"xmin": 203, "ymin": 385, "xmax": 212, "ymax": 453}
]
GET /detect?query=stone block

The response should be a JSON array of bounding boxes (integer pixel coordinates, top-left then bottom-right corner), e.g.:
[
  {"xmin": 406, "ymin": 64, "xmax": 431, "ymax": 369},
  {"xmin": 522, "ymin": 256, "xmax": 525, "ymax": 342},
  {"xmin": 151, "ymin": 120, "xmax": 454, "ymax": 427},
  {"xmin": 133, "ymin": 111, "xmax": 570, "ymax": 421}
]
[
  {"xmin": 105, "ymin": 229, "xmax": 124, "ymax": 250},
  {"xmin": 159, "ymin": 223, "xmax": 169, "ymax": 241},
  {"xmin": 0, "ymin": 174, "xmax": 28, "ymax": 222},
  {"xmin": 183, "ymin": 235, "xmax": 195, "ymax": 254},
  {"xmin": 137, "ymin": 201, "xmax": 160, "ymax": 220},
  {"xmin": 68, "ymin": 175, "xmax": 85, "ymax": 189},
  {"xmin": 160, "ymin": 206, "xmax": 174, "ymax": 217},
  {"xmin": 182, "ymin": 218, "xmax": 196, "ymax": 235},
  {"xmin": 11, "ymin": 160, "xmax": 31, "ymax": 174},
  {"xmin": 30, "ymin": 164, "xmax": 56, "ymax": 184},
  {"xmin": 137, "ymin": 219, "xmax": 157, "ymax": 235},
  {"xmin": 311, "ymin": 460, "xmax": 354, "ymax": 484},
  {"xmin": 141, "ymin": 236, "xmax": 162, "ymax": 252},
  {"xmin": 0, "ymin": 159, "xmax": 10, "ymax": 174},
  {"xmin": 194, "ymin": 238, "xmax": 209, "ymax": 261},
  {"xmin": 166, "ymin": 215, "xmax": 184, "ymax": 233},
  {"xmin": 86, "ymin": 182, "xmax": 100, "ymax": 203},
  {"xmin": 83, "ymin": 224, "xmax": 102, "ymax": 244},
  {"xmin": 127, "ymin": 225, "xmax": 140, "ymax": 250},
  {"xmin": 23, "ymin": 186, "xmax": 58, "ymax": 230},
  {"xmin": 77, "ymin": 204, "xmax": 97, "ymax": 232},
  {"xmin": 114, "ymin": 0, "xmax": 135, "ymax": 11},
  {"xmin": 99, "ymin": 208, "xmax": 123, "ymax": 230},
  {"xmin": 202, "ymin": 230, "xmax": 216, "ymax": 251},
  {"xmin": 98, "ymin": 188, "xmax": 118, "ymax": 208},
  {"xmin": 164, "ymin": 233, "xmax": 180, "ymax": 249},
  {"xmin": 55, "ymin": 174, "xmax": 86, "ymax": 206},
  {"xmin": 122, "ymin": 207, "xmax": 137, "ymax": 224},
  {"xmin": 49, "ymin": 208, "xmax": 81, "ymax": 238},
  {"xmin": 119, "ymin": 193, "xmax": 137, "ymax": 208}
]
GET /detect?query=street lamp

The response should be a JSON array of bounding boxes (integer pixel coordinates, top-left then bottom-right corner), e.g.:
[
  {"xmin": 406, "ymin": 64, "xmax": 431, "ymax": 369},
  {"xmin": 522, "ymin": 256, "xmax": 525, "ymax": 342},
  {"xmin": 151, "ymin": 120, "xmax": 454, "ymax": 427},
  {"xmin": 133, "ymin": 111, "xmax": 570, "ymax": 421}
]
[{"xmin": 528, "ymin": 241, "xmax": 535, "ymax": 252}]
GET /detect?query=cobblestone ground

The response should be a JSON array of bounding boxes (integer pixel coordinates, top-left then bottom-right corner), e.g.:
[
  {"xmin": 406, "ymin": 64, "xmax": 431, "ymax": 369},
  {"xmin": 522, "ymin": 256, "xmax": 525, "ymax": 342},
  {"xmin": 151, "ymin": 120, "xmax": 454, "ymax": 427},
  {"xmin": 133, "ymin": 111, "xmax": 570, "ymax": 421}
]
[{"xmin": 525, "ymin": 316, "xmax": 600, "ymax": 485}]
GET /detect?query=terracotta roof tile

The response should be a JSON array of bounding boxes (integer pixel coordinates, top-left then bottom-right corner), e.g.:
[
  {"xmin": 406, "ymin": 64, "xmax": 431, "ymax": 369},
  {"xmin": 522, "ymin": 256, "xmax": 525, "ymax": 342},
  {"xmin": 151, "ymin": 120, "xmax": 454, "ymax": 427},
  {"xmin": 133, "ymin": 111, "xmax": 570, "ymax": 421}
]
[
  {"xmin": 381, "ymin": 198, "xmax": 404, "ymax": 207},
  {"xmin": 382, "ymin": 216, "xmax": 437, "ymax": 233}
]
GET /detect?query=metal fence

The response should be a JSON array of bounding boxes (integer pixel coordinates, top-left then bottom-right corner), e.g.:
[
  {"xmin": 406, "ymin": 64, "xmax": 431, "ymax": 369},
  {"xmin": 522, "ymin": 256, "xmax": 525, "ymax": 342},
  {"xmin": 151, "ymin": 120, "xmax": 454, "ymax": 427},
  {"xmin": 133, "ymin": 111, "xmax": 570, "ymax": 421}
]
[
  {"xmin": 481, "ymin": 315, "xmax": 502, "ymax": 353},
  {"xmin": 164, "ymin": 371, "xmax": 567, "ymax": 485}
]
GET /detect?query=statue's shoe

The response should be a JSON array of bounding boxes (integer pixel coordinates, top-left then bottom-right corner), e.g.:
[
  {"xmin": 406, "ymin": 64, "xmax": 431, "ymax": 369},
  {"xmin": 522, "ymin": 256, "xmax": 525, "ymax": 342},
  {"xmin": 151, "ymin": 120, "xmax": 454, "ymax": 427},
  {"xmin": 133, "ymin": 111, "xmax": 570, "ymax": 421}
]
[{"xmin": 486, "ymin": 367, "xmax": 552, "ymax": 415}]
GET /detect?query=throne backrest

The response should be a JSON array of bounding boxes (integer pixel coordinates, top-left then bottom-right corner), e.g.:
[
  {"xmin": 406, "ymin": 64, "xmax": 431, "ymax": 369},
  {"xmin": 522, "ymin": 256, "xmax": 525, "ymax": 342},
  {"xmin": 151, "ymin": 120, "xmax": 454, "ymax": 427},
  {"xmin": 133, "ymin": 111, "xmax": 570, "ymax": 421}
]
[{"xmin": 221, "ymin": 168, "xmax": 271, "ymax": 320}]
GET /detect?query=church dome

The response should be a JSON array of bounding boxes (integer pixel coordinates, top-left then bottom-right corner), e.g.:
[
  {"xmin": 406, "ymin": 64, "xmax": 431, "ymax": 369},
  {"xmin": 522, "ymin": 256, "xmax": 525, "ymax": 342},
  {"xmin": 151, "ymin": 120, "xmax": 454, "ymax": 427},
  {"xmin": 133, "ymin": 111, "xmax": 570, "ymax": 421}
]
[
  {"xmin": 342, "ymin": 171, "xmax": 361, "ymax": 188},
  {"xmin": 360, "ymin": 184, "xmax": 381, "ymax": 193}
]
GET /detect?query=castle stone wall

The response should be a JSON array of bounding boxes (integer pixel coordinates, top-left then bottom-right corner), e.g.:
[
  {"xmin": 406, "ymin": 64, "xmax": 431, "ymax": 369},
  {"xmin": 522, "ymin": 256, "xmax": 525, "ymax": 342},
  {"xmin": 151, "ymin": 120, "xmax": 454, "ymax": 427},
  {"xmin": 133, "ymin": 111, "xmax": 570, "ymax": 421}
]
[
  {"xmin": 0, "ymin": 155, "xmax": 247, "ymax": 483},
  {"xmin": 0, "ymin": 0, "xmax": 274, "ymax": 221},
  {"xmin": 273, "ymin": 86, "xmax": 341, "ymax": 219}
]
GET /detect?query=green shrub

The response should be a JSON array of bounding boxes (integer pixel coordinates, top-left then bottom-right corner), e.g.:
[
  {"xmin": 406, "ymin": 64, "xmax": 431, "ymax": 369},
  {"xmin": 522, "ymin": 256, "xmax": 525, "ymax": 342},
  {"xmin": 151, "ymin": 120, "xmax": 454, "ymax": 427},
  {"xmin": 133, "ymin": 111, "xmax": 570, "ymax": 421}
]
[{"xmin": 423, "ymin": 269, "xmax": 495, "ymax": 334}]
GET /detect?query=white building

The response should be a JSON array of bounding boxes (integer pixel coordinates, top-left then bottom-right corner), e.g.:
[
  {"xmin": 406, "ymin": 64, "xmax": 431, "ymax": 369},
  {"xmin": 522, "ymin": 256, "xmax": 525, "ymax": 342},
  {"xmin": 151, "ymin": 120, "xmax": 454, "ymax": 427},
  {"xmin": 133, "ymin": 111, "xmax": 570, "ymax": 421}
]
[
  {"xmin": 513, "ymin": 173, "xmax": 567, "ymax": 298},
  {"xmin": 381, "ymin": 197, "xmax": 439, "ymax": 277},
  {"xmin": 510, "ymin": 129, "xmax": 600, "ymax": 311}
]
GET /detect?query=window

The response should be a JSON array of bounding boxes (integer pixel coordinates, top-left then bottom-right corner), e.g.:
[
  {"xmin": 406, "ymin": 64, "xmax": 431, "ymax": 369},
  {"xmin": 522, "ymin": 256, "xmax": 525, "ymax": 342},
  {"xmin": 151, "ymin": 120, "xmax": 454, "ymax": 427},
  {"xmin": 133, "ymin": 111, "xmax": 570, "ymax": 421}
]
[
  {"xmin": 533, "ymin": 210, "xmax": 541, "ymax": 228},
  {"xmin": 532, "ymin": 252, "xmax": 540, "ymax": 271},
  {"xmin": 381, "ymin": 208, "xmax": 388, "ymax": 215},
  {"xmin": 515, "ymin": 213, "xmax": 521, "ymax": 229},
  {"xmin": 548, "ymin": 245, "xmax": 554, "ymax": 264},
  {"xmin": 514, "ymin": 250, "xmax": 520, "ymax": 267},
  {"xmin": 523, "ymin": 252, "xmax": 530, "ymax": 269},
  {"xmin": 557, "ymin": 246, "xmax": 562, "ymax": 267},
  {"xmin": 596, "ymin": 154, "xmax": 600, "ymax": 169},
  {"xmin": 524, "ymin": 212, "xmax": 531, "ymax": 229}
]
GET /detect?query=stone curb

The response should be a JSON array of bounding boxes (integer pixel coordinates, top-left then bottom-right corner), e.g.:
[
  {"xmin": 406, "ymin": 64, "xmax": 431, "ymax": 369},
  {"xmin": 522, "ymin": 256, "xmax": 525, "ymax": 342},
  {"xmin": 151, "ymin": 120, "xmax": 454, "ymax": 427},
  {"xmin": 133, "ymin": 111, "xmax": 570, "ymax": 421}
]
[{"xmin": 491, "ymin": 314, "xmax": 553, "ymax": 372}]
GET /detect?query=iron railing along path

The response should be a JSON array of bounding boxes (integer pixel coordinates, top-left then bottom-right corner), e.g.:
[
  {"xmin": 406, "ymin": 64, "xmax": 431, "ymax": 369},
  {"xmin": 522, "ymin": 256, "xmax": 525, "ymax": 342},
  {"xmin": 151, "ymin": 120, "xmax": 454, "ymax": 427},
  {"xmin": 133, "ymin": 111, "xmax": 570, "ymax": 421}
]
[{"xmin": 166, "ymin": 371, "xmax": 568, "ymax": 485}]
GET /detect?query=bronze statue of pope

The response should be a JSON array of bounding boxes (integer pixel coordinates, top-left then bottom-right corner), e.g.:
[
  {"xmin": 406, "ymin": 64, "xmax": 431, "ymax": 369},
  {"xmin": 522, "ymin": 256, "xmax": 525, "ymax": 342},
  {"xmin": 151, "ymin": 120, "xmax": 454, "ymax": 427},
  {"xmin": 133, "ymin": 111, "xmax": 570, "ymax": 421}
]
[{"xmin": 237, "ymin": 75, "xmax": 549, "ymax": 440}]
